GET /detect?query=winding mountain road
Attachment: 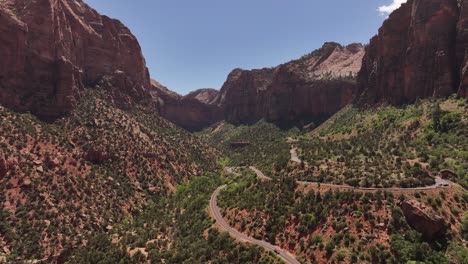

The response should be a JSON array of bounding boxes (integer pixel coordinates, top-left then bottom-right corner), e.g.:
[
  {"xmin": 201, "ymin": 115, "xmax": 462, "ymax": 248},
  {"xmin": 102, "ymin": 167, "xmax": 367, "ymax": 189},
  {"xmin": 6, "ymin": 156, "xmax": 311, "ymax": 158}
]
[
  {"xmin": 286, "ymin": 146, "xmax": 451, "ymax": 191},
  {"xmin": 233, "ymin": 165, "xmax": 451, "ymax": 191},
  {"xmin": 209, "ymin": 185, "xmax": 300, "ymax": 264},
  {"xmin": 297, "ymin": 177, "xmax": 450, "ymax": 191},
  {"xmin": 213, "ymin": 148, "xmax": 453, "ymax": 263}
]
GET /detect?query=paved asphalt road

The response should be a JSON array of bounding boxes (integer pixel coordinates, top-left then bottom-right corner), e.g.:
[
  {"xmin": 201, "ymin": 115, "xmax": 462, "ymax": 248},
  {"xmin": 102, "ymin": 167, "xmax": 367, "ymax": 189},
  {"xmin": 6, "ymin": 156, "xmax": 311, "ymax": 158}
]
[
  {"xmin": 249, "ymin": 166, "xmax": 272, "ymax": 180},
  {"xmin": 247, "ymin": 165, "xmax": 451, "ymax": 191},
  {"xmin": 209, "ymin": 185, "xmax": 301, "ymax": 264},
  {"xmin": 297, "ymin": 177, "xmax": 450, "ymax": 191},
  {"xmin": 286, "ymin": 147, "xmax": 451, "ymax": 191}
]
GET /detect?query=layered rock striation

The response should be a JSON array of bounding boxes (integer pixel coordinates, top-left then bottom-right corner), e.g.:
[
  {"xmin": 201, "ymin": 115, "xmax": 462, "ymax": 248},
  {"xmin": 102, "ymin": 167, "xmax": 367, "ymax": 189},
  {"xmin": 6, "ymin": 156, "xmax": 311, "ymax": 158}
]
[
  {"xmin": 357, "ymin": 0, "xmax": 468, "ymax": 105},
  {"xmin": 401, "ymin": 199, "xmax": 447, "ymax": 240},
  {"xmin": 152, "ymin": 80, "xmax": 223, "ymax": 131},
  {"xmin": 155, "ymin": 42, "xmax": 364, "ymax": 131},
  {"xmin": 0, "ymin": 0, "xmax": 151, "ymax": 120},
  {"xmin": 213, "ymin": 42, "xmax": 365, "ymax": 128}
]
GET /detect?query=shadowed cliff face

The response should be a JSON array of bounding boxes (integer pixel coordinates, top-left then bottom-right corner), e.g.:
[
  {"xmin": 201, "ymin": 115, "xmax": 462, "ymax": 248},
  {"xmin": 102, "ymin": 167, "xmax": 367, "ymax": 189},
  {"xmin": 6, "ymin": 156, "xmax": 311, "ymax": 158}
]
[
  {"xmin": 357, "ymin": 0, "xmax": 468, "ymax": 105},
  {"xmin": 0, "ymin": 0, "xmax": 151, "ymax": 120},
  {"xmin": 214, "ymin": 42, "xmax": 365, "ymax": 128},
  {"xmin": 152, "ymin": 81, "xmax": 223, "ymax": 132}
]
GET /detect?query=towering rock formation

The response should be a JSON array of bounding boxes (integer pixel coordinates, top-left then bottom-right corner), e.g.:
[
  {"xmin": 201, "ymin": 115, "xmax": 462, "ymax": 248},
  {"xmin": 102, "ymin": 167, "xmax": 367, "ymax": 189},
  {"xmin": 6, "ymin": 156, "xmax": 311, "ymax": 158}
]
[
  {"xmin": 401, "ymin": 200, "xmax": 447, "ymax": 240},
  {"xmin": 357, "ymin": 0, "xmax": 467, "ymax": 105},
  {"xmin": 457, "ymin": 0, "xmax": 468, "ymax": 97},
  {"xmin": 0, "ymin": 0, "xmax": 151, "ymax": 120},
  {"xmin": 153, "ymin": 43, "xmax": 364, "ymax": 131},
  {"xmin": 214, "ymin": 42, "xmax": 365, "ymax": 128},
  {"xmin": 152, "ymin": 80, "xmax": 223, "ymax": 131}
]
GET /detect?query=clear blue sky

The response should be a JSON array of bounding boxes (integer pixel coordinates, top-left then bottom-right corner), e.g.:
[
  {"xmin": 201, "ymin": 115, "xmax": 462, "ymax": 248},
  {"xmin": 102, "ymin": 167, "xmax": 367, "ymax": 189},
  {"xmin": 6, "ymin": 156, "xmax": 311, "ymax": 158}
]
[{"xmin": 84, "ymin": 0, "xmax": 399, "ymax": 95}]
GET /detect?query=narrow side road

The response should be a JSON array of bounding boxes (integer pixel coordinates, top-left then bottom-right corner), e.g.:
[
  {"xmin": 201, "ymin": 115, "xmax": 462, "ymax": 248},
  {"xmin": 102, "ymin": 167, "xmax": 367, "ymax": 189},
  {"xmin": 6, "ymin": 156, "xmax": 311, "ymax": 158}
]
[
  {"xmin": 249, "ymin": 166, "xmax": 272, "ymax": 180},
  {"xmin": 224, "ymin": 167, "xmax": 241, "ymax": 176},
  {"xmin": 290, "ymin": 147, "xmax": 301, "ymax": 163},
  {"xmin": 209, "ymin": 185, "xmax": 300, "ymax": 264},
  {"xmin": 297, "ymin": 177, "xmax": 450, "ymax": 191}
]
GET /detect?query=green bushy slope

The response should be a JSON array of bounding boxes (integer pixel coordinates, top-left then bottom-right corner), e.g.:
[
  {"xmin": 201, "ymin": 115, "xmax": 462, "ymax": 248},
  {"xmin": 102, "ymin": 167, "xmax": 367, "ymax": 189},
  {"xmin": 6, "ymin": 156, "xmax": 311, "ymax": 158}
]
[{"xmin": 291, "ymin": 97, "xmax": 467, "ymax": 188}]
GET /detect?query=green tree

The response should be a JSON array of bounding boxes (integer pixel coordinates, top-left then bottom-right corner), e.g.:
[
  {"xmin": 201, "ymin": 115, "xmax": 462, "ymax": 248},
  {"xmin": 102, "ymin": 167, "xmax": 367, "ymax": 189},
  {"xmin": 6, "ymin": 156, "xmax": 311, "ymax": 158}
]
[{"xmin": 432, "ymin": 103, "xmax": 443, "ymax": 132}]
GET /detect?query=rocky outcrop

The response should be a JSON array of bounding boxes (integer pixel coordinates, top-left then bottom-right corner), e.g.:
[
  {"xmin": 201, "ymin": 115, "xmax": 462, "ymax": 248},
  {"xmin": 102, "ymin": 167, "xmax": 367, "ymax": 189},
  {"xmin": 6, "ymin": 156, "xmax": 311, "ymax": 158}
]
[
  {"xmin": 357, "ymin": 0, "xmax": 467, "ymax": 105},
  {"xmin": 0, "ymin": 0, "xmax": 151, "ymax": 120},
  {"xmin": 214, "ymin": 42, "xmax": 364, "ymax": 128},
  {"xmin": 152, "ymin": 81, "xmax": 223, "ymax": 131},
  {"xmin": 84, "ymin": 149, "xmax": 112, "ymax": 164},
  {"xmin": 401, "ymin": 199, "xmax": 447, "ymax": 240}
]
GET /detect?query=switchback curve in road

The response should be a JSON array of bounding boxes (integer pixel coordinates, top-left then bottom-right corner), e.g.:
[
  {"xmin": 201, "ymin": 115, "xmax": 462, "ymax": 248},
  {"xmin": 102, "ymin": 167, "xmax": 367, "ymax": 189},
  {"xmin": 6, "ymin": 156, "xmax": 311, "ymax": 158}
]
[
  {"xmin": 217, "ymin": 166, "xmax": 452, "ymax": 264},
  {"xmin": 209, "ymin": 185, "xmax": 300, "ymax": 264}
]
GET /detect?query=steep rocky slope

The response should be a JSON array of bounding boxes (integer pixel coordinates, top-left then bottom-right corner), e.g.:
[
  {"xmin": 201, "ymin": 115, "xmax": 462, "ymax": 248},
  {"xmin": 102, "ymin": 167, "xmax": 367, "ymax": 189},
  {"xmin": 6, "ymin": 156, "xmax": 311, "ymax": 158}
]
[
  {"xmin": 152, "ymin": 81, "xmax": 223, "ymax": 131},
  {"xmin": 213, "ymin": 42, "xmax": 364, "ymax": 128},
  {"xmin": 357, "ymin": 0, "xmax": 468, "ymax": 105},
  {"xmin": 0, "ymin": 0, "xmax": 152, "ymax": 120},
  {"xmin": 0, "ymin": 1, "xmax": 222, "ymax": 262},
  {"xmin": 0, "ymin": 91, "xmax": 218, "ymax": 262}
]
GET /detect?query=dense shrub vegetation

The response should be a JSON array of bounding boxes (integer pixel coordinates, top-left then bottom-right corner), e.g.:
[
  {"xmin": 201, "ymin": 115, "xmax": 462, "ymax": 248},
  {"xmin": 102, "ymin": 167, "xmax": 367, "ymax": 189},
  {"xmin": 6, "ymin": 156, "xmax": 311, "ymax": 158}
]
[
  {"xmin": 70, "ymin": 174, "xmax": 282, "ymax": 264},
  {"xmin": 0, "ymin": 90, "xmax": 217, "ymax": 262},
  {"xmin": 289, "ymin": 98, "xmax": 468, "ymax": 188},
  {"xmin": 207, "ymin": 97, "xmax": 467, "ymax": 263},
  {"xmin": 218, "ymin": 170, "xmax": 467, "ymax": 263},
  {"xmin": 199, "ymin": 121, "xmax": 297, "ymax": 173}
]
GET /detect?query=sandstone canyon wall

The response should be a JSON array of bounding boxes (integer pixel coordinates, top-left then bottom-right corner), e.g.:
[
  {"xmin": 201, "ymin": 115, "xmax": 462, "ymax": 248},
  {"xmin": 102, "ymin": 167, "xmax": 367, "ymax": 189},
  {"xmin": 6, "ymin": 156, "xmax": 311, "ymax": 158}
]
[
  {"xmin": 458, "ymin": 0, "xmax": 468, "ymax": 97},
  {"xmin": 214, "ymin": 42, "xmax": 365, "ymax": 128},
  {"xmin": 357, "ymin": 0, "xmax": 468, "ymax": 105},
  {"xmin": 153, "ymin": 42, "xmax": 364, "ymax": 131},
  {"xmin": 152, "ymin": 80, "xmax": 223, "ymax": 131},
  {"xmin": 0, "ymin": 0, "xmax": 151, "ymax": 120}
]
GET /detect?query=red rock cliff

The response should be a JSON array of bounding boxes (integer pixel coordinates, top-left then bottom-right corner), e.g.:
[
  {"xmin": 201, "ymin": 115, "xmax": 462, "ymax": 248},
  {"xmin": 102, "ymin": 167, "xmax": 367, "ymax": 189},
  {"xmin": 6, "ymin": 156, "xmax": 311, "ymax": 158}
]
[
  {"xmin": 214, "ymin": 42, "xmax": 364, "ymax": 128},
  {"xmin": 458, "ymin": 0, "xmax": 468, "ymax": 97},
  {"xmin": 152, "ymin": 80, "xmax": 223, "ymax": 132},
  {"xmin": 357, "ymin": 0, "xmax": 467, "ymax": 105},
  {"xmin": 0, "ymin": 0, "xmax": 151, "ymax": 119}
]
